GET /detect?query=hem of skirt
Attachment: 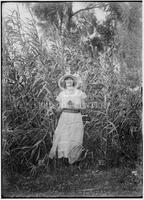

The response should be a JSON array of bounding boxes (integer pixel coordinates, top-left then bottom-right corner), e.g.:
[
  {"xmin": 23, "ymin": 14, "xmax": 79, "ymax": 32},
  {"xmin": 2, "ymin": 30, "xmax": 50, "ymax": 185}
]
[{"xmin": 49, "ymin": 153, "xmax": 69, "ymax": 159}]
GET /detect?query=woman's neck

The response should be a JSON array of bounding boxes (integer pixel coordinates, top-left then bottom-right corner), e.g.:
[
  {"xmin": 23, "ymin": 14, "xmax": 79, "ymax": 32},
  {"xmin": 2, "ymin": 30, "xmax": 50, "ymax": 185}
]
[
  {"xmin": 67, "ymin": 86, "xmax": 74, "ymax": 91},
  {"xmin": 66, "ymin": 87, "xmax": 75, "ymax": 94}
]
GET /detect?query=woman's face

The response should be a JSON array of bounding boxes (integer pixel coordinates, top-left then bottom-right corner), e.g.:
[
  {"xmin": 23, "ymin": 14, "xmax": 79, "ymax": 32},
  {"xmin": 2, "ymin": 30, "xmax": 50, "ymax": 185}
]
[{"xmin": 65, "ymin": 78, "xmax": 74, "ymax": 88}]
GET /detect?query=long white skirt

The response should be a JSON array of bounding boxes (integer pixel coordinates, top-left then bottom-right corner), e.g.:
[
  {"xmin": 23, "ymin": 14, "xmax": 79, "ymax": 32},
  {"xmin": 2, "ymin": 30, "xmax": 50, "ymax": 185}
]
[{"xmin": 49, "ymin": 112, "xmax": 84, "ymax": 164}]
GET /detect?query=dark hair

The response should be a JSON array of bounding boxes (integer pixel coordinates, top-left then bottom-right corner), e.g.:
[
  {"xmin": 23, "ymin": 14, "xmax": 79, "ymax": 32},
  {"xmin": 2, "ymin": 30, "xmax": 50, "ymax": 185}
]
[{"xmin": 64, "ymin": 77, "xmax": 73, "ymax": 81}]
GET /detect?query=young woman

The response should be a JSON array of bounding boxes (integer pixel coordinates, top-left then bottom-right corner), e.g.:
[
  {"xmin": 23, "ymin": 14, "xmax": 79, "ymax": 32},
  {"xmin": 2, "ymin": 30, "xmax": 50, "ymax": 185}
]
[{"xmin": 49, "ymin": 74, "xmax": 87, "ymax": 166}]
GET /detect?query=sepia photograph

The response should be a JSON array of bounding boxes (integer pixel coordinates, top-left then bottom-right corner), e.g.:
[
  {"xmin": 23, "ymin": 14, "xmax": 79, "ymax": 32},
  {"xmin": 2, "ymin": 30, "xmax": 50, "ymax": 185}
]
[{"xmin": 1, "ymin": 1, "xmax": 142, "ymax": 198}]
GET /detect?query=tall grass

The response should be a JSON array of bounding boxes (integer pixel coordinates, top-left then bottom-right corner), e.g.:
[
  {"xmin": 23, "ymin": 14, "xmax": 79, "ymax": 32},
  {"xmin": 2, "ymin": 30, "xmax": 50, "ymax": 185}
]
[
  {"xmin": 2, "ymin": 9, "xmax": 60, "ymax": 177},
  {"xmin": 2, "ymin": 8, "xmax": 142, "ymax": 179}
]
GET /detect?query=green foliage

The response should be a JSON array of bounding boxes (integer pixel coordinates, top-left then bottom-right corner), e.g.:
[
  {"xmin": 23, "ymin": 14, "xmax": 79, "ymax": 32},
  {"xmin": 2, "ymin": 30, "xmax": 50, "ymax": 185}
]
[
  {"xmin": 108, "ymin": 2, "xmax": 142, "ymax": 84},
  {"xmin": 2, "ymin": 10, "xmax": 59, "ymax": 176},
  {"xmin": 2, "ymin": 3, "xmax": 142, "ymax": 179}
]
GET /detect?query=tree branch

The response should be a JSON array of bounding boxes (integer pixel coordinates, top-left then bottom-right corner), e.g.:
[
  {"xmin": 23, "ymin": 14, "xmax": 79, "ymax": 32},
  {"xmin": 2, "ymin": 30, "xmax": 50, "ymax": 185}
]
[
  {"xmin": 72, "ymin": 3, "xmax": 104, "ymax": 17},
  {"xmin": 72, "ymin": 7, "xmax": 95, "ymax": 17}
]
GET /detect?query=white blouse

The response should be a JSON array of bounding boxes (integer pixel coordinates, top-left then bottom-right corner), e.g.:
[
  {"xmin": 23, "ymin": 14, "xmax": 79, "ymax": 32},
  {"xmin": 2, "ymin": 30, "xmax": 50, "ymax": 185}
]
[{"xmin": 56, "ymin": 89, "xmax": 87, "ymax": 109}]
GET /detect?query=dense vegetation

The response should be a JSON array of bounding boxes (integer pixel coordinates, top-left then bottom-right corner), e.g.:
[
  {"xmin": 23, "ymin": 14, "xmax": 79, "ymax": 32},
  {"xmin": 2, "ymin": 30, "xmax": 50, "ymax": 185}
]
[{"xmin": 2, "ymin": 2, "xmax": 142, "ymax": 194}]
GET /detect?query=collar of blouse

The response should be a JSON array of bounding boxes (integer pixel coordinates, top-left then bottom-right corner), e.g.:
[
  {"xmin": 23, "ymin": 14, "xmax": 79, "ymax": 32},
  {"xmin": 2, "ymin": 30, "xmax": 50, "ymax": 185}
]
[{"xmin": 64, "ymin": 88, "xmax": 77, "ymax": 95}]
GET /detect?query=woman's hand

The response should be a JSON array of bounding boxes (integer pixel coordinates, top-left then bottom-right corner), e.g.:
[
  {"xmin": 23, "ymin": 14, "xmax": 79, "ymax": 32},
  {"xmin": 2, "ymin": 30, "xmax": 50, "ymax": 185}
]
[
  {"xmin": 67, "ymin": 100, "xmax": 74, "ymax": 108},
  {"xmin": 57, "ymin": 106, "xmax": 61, "ymax": 113},
  {"xmin": 81, "ymin": 99, "xmax": 86, "ymax": 109}
]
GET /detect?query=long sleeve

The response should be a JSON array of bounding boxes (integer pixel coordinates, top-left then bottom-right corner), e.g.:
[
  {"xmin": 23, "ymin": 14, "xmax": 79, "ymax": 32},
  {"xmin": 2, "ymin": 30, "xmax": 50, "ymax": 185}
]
[
  {"xmin": 80, "ymin": 91, "xmax": 87, "ymax": 100},
  {"xmin": 80, "ymin": 91, "xmax": 87, "ymax": 109},
  {"xmin": 56, "ymin": 92, "xmax": 62, "ymax": 102}
]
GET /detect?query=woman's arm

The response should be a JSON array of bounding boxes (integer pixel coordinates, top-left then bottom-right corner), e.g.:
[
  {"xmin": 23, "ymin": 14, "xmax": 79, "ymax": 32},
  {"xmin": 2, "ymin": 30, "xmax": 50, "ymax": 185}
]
[
  {"xmin": 55, "ymin": 102, "xmax": 61, "ymax": 112},
  {"xmin": 80, "ymin": 99, "xmax": 86, "ymax": 110},
  {"xmin": 56, "ymin": 92, "xmax": 62, "ymax": 112}
]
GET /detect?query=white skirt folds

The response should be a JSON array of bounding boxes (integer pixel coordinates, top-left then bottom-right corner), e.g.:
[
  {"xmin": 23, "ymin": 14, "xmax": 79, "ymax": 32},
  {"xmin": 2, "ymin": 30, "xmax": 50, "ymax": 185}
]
[{"xmin": 49, "ymin": 112, "xmax": 84, "ymax": 164}]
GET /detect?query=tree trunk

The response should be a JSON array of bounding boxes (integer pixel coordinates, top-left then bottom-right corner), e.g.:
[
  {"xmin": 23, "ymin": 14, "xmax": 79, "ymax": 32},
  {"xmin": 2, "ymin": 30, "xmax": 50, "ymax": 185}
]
[{"xmin": 65, "ymin": 2, "xmax": 73, "ymax": 31}]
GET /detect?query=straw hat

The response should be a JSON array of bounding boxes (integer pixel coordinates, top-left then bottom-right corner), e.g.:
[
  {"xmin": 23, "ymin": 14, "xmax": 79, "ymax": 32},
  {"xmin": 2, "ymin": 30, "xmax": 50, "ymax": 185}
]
[{"xmin": 58, "ymin": 73, "xmax": 79, "ymax": 90}]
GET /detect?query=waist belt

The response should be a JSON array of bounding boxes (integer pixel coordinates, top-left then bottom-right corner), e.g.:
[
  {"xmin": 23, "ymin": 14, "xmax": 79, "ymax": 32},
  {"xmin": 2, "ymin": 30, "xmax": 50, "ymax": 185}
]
[{"xmin": 62, "ymin": 108, "xmax": 81, "ymax": 113}]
